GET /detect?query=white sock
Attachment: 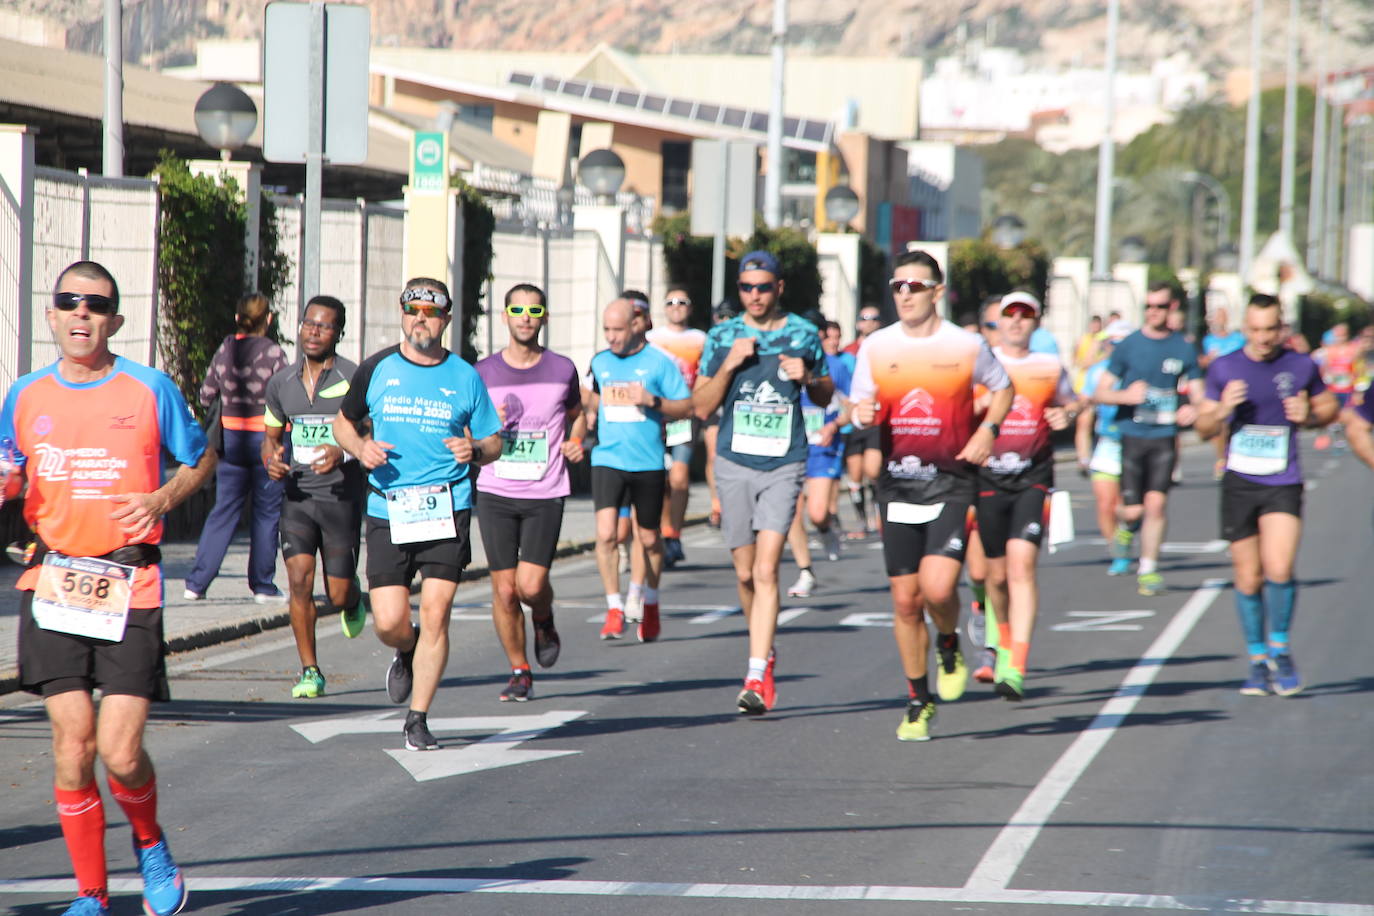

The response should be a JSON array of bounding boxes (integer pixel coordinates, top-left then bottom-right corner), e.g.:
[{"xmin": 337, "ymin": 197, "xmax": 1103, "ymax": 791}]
[
  {"xmin": 644, "ymin": 586, "xmax": 659, "ymax": 604},
  {"xmin": 1138, "ymin": 558, "xmax": 1157, "ymax": 575},
  {"xmin": 627, "ymin": 581, "xmax": 644, "ymax": 602},
  {"xmin": 747, "ymin": 657, "xmax": 768, "ymax": 681},
  {"xmin": 606, "ymin": 593, "xmax": 622, "ymax": 611}
]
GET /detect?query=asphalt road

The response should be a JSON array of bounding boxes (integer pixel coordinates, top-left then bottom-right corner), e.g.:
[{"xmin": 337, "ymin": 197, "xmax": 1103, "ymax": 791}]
[{"xmin": 3, "ymin": 439, "xmax": 1373, "ymax": 916}]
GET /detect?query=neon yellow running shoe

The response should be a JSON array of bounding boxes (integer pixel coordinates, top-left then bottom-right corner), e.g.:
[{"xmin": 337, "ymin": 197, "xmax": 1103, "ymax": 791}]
[
  {"xmin": 291, "ymin": 666, "xmax": 326, "ymax": 698},
  {"xmin": 1137, "ymin": 571, "xmax": 1165, "ymax": 597},
  {"xmin": 340, "ymin": 594, "xmax": 367, "ymax": 639},
  {"xmin": 896, "ymin": 700, "xmax": 936, "ymax": 742},
  {"xmin": 936, "ymin": 640, "xmax": 968, "ymax": 701},
  {"xmin": 995, "ymin": 665, "xmax": 1025, "ymax": 702}
]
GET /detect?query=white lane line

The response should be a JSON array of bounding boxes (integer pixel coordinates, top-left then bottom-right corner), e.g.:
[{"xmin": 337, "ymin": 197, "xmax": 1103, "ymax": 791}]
[
  {"xmin": 777, "ymin": 607, "xmax": 811, "ymax": 625},
  {"xmin": 963, "ymin": 578, "xmax": 1227, "ymax": 892},
  {"xmin": 689, "ymin": 606, "xmax": 740, "ymax": 624},
  {"xmin": 1, "ymin": 877, "xmax": 1369, "ymax": 914}
]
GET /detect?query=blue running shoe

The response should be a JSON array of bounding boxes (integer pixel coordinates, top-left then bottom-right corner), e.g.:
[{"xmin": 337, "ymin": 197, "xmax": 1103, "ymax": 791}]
[
  {"xmin": 1239, "ymin": 660, "xmax": 1271, "ymax": 696},
  {"xmin": 1270, "ymin": 653, "xmax": 1303, "ymax": 696},
  {"xmin": 134, "ymin": 837, "xmax": 188, "ymax": 916},
  {"xmin": 62, "ymin": 897, "xmax": 110, "ymax": 916},
  {"xmin": 1107, "ymin": 557, "xmax": 1132, "ymax": 576}
]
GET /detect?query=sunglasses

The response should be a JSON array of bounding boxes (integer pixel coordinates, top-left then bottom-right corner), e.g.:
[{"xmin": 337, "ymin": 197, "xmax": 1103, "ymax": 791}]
[
  {"xmin": 506, "ymin": 304, "xmax": 546, "ymax": 318},
  {"xmin": 738, "ymin": 281, "xmax": 776, "ymax": 294},
  {"xmin": 888, "ymin": 278, "xmax": 938, "ymax": 294},
  {"xmin": 1144, "ymin": 301, "xmax": 1173, "ymax": 310},
  {"xmin": 53, "ymin": 292, "xmax": 117, "ymax": 315},
  {"xmin": 665, "ymin": 298, "xmax": 691, "ymax": 307},
  {"xmin": 983, "ymin": 321, "xmax": 999, "ymax": 330},
  {"xmin": 858, "ymin": 314, "xmax": 881, "ymax": 322},
  {"xmin": 1001, "ymin": 305, "xmax": 1036, "ymax": 319},
  {"xmin": 300, "ymin": 318, "xmax": 338, "ymax": 332},
  {"xmin": 401, "ymin": 302, "xmax": 449, "ymax": 318}
]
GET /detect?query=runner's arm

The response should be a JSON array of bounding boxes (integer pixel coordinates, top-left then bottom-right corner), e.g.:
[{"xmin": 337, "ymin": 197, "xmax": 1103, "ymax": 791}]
[
  {"xmin": 1074, "ymin": 404, "xmax": 1095, "ymax": 468},
  {"xmin": 1305, "ymin": 390, "xmax": 1340, "ymax": 428},
  {"xmin": 108, "ymin": 449, "xmax": 217, "ymax": 540},
  {"xmin": 1343, "ymin": 406, "xmax": 1374, "ymax": 470}
]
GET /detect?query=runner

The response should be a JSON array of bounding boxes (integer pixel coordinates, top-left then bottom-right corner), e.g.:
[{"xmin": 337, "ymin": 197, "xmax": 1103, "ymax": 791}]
[
  {"xmin": 1200, "ymin": 307, "xmax": 1246, "ymax": 478},
  {"xmin": 333, "ymin": 277, "xmax": 503, "ymax": 752},
  {"xmin": 1314, "ymin": 322, "xmax": 1361, "ymax": 449},
  {"xmin": 1196, "ymin": 294, "xmax": 1337, "ymax": 696},
  {"xmin": 975, "ymin": 292, "xmax": 1078, "ymax": 700},
  {"xmin": 967, "ymin": 295, "xmax": 1009, "ymax": 682},
  {"xmin": 474, "ymin": 283, "xmax": 585, "ymax": 701},
  {"xmin": 587, "ymin": 298, "xmax": 693, "ymax": 643},
  {"xmin": 1076, "ymin": 321, "xmax": 1134, "ymax": 574},
  {"xmin": 850, "ymin": 249, "xmax": 1012, "ymax": 741},
  {"xmin": 261, "ymin": 295, "xmax": 366, "ymax": 699},
  {"xmin": 786, "ymin": 318, "xmax": 852, "ymax": 598},
  {"xmin": 1092, "ymin": 282, "xmax": 1203, "ymax": 597},
  {"xmin": 694, "ymin": 250, "xmax": 833, "ymax": 714},
  {"xmin": 2, "ymin": 260, "xmax": 214, "ymax": 916},
  {"xmin": 842, "ymin": 305, "xmax": 884, "ymax": 535},
  {"xmin": 646, "ymin": 285, "xmax": 707, "ymax": 568},
  {"xmin": 1344, "ymin": 387, "xmax": 1374, "ymax": 471}
]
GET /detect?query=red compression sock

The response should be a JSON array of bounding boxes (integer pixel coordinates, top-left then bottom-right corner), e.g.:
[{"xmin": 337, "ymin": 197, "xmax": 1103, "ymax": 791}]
[
  {"xmin": 55, "ymin": 782, "xmax": 108, "ymax": 904},
  {"xmin": 107, "ymin": 774, "xmax": 162, "ymax": 849}
]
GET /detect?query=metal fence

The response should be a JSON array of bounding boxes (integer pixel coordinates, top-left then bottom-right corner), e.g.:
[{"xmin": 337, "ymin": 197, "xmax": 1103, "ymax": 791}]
[{"xmin": 0, "ymin": 171, "xmax": 23, "ymax": 392}]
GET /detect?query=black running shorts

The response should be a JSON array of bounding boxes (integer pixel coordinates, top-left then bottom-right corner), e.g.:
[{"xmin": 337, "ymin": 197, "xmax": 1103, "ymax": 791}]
[
  {"xmin": 844, "ymin": 424, "xmax": 881, "ymax": 459},
  {"xmin": 591, "ymin": 466, "xmax": 666, "ymax": 527},
  {"xmin": 1120, "ymin": 435, "xmax": 1177, "ymax": 506},
  {"xmin": 880, "ymin": 496, "xmax": 974, "ymax": 577},
  {"xmin": 19, "ymin": 594, "xmax": 169, "ymax": 700},
  {"xmin": 1220, "ymin": 473, "xmax": 1303, "ymax": 542},
  {"xmin": 364, "ymin": 510, "xmax": 472, "ymax": 589},
  {"xmin": 279, "ymin": 494, "xmax": 362, "ymax": 579},
  {"xmin": 976, "ymin": 482, "xmax": 1051, "ymax": 558},
  {"xmin": 475, "ymin": 491, "xmax": 566, "ymax": 571}
]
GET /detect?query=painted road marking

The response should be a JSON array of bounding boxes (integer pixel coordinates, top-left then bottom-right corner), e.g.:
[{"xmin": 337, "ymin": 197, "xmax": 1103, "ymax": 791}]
[
  {"xmin": 1, "ymin": 877, "xmax": 1368, "ymax": 914},
  {"xmin": 291, "ymin": 710, "xmax": 587, "ymax": 782},
  {"xmin": 1051, "ymin": 610, "xmax": 1156, "ymax": 632},
  {"xmin": 964, "ymin": 579, "xmax": 1227, "ymax": 891},
  {"xmin": 1068, "ymin": 538, "xmax": 1228, "ymax": 554},
  {"xmin": 840, "ymin": 612, "xmax": 892, "ymax": 627}
]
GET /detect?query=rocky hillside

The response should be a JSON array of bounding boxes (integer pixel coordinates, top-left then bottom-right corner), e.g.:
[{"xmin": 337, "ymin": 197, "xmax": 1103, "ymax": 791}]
[{"xmin": 6, "ymin": 0, "xmax": 1372, "ymax": 78}]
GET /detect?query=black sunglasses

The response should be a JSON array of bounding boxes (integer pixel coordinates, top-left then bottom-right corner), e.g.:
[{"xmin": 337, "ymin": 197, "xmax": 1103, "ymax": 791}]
[
  {"xmin": 983, "ymin": 321, "xmax": 999, "ymax": 329},
  {"xmin": 738, "ymin": 281, "xmax": 776, "ymax": 294},
  {"xmin": 53, "ymin": 292, "xmax": 117, "ymax": 315}
]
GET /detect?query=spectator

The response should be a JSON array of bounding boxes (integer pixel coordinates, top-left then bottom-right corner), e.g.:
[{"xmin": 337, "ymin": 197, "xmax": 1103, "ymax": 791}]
[{"xmin": 184, "ymin": 293, "xmax": 289, "ymax": 603}]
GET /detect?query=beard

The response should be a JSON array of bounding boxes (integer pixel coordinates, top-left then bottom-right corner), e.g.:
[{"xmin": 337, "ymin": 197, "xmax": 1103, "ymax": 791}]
[{"xmin": 406, "ymin": 324, "xmax": 439, "ymax": 351}]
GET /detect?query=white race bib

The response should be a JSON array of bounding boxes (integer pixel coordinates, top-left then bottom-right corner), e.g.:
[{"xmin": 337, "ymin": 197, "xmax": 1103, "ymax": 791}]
[
  {"xmin": 290, "ymin": 413, "xmax": 336, "ymax": 466},
  {"xmin": 665, "ymin": 418, "xmax": 692, "ymax": 447},
  {"xmin": 493, "ymin": 430, "xmax": 550, "ymax": 481},
  {"xmin": 730, "ymin": 402, "xmax": 794, "ymax": 457},
  {"xmin": 886, "ymin": 501, "xmax": 945, "ymax": 525},
  {"xmin": 31, "ymin": 553, "xmax": 135, "ymax": 641},
  {"xmin": 1135, "ymin": 387, "xmax": 1178, "ymax": 426},
  {"xmin": 603, "ymin": 382, "xmax": 646, "ymax": 423},
  {"xmin": 1227, "ymin": 424, "xmax": 1290, "ymax": 476},
  {"xmin": 386, "ymin": 483, "xmax": 456, "ymax": 544},
  {"xmin": 803, "ymin": 406, "xmax": 826, "ymax": 445},
  {"xmin": 1088, "ymin": 437, "xmax": 1123, "ymax": 476}
]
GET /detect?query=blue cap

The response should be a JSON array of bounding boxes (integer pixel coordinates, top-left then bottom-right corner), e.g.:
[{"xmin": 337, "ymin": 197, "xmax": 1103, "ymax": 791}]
[{"xmin": 738, "ymin": 250, "xmax": 779, "ymax": 277}]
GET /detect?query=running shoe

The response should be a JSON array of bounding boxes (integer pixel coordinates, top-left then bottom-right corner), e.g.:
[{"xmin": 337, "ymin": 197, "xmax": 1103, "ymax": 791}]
[
  {"xmin": 737, "ymin": 678, "xmax": 767, "ymax": 715},
  {"xmin": 787, "ymin": 568, "xmax": 816, "ymax": 598},
  {"xmin": 936, "ymin": 637, "xmax": 968, "ymax": 701},
  {"xmin": 896, "ymin": 699, "xmax": 936, "ymax": 742},
  {"xmin": 499, "ymin": 670, "xmax": 533, "ymax": 702},
  {"xmin": 133, "ymin": 837, "xmax": 188, "ymax": 916},
  {"xmin": 1137, "ymin": 571, "xmax": 1165, "ymax": 597},
  {"xmin": 291, "ymin": 666, "xmax": 326, "ymax": 699},
  {"xmin": 624, "ymin": 592, "xmax": 644, "ymax": 624},
  {"xmin": 821, "ymin": 526, "xmax": 842, "ymax": 562},
  {"xmin": 996, "ymin": 666, "xmax": 1025, "ymax": 702},
  {"xmin": 973, "ymin": 647, "xmax": 997, "ymax": 683},
  {"xmin": 340, "ymin": 589, "xmax": 367, "ymax": 638},
  {"xmin": 253, "ymin": 587, "xmax": 284, "ymax": 605},
  {"xmin": 403, "ymin": 712, "xmax": 439, "ymax": 751},
  {"xmin": 385, "ymin": 624, "xmax": 419, "ymax": 704},
  {"xmin": 1111, "ymin": 527, "xmax": 1134, "ymax": 559},
  {"xmin": 533, "ymin": 617, "xmax": 561, "ymax": 668},
  {"xmin": 1270, "ymin": 653, "xmax": 1303, "ymax": 696},
  {"xmin": 762, "ymin": 648, "xmax": 777, "ymax": 710},
  {"xmin": 1239, "ymin": 660, "xmax": 1272, "ymax": 696},
  {"xmin": 61, "ymin": 896, "xmax": 110, "ymax": 916},
  {"xmin": 966, "ymin": 601, "xmax": 986, "ymax": 647},
  {"xmin": 637, "ymin": 602, "xmax": 661, "ymax": 643},
  {"xmin": 599, "ymin": 607, "xmax": 626, "ymax": 640},
  {"xmin": 181, "ymin": 588, "xmax": 203, "ymax": 601},
  {"xmin": 665, "ymin": 537, "xmax": 686, "ymax": 568},
  {"xmin": 1107, "ymin": 557, "xmax": 1133, "ymax": 576}
]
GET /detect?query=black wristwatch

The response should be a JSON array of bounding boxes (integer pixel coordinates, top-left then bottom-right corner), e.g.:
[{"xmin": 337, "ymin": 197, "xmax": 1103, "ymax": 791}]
[
  {"xmin": 980, "ymin": 421, "xmax": 1000, "ymax": 437},
  {"xmin": 651, "ymin": 395, "xmax": 662, "ymax": 410}
]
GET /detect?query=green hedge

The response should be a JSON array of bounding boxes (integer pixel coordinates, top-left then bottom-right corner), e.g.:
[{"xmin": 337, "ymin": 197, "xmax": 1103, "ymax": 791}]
[
  {"xmin": 453, "ymin": 179, "xmax": 496, "ymax": 362},
  {"xmin": 946, "ymin": 238, "xmax": 1050, "ymax": 324}
]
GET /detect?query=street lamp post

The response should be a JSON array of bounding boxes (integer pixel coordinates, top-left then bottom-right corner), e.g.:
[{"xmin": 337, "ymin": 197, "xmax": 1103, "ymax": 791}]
[
  {"xmin": 992, "ymin": 213, "xmax": 1027, "ymax": 250},
  {"xmin": 578, "ymin": 149, "xmax": 626, "ymax": 205},
  {"xmin": 1181, "ymin": 170, "xmax": 1232, "ymax": 258},
  {"xmin": 194, "ymin": 82, "xmax": 262, "ymax": 289},
  {"xmin": 824, "ymin": 186, "xmax": 860, "ymax": 231}
]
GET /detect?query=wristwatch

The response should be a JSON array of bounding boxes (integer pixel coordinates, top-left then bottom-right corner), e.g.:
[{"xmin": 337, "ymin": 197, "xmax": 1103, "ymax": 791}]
[
  {"xmin": 651, "ymin": 395, "xmax": 662, "ymax": 410},
  {"xmin": 980, "ymin": 421, "xmax": 1001, "ymax": 437}
]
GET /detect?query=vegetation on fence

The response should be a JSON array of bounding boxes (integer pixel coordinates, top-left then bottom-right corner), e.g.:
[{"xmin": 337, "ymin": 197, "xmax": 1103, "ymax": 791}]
[
  {"xmin": 452, "ymin": 178, "xmax": 496, "ymax": 362},
  {"xmin": 946, "ymin": 238, "xmax": 1051, "ymax": 324},
  {"xmin": 151, "ymin": 153, "xmax": 288, "ymax": 417},
  {"xmin": 655, "ymin": 212, "xmax": 824, "ymax": 328}
]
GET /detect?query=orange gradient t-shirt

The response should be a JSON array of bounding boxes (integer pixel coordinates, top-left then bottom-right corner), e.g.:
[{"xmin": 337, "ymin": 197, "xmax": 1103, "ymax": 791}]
[{"xmin": 983, "ymin": 348, "xmax": 1075, "ymax": 479}]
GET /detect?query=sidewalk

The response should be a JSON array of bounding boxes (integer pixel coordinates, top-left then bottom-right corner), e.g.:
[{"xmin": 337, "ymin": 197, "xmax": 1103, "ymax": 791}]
[{"xmin": 0, "ymin": 481, "xmax": 717, "ymax": 694}]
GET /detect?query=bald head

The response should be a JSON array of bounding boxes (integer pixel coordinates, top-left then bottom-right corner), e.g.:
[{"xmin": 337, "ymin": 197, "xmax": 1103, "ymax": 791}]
[
  {"xmin": 604, "ymin": 299, "xmax": 635, "ymax": 325},
  {"xmin": 603, "ymin": 298, "xmax": 643, "ymax": 356}
]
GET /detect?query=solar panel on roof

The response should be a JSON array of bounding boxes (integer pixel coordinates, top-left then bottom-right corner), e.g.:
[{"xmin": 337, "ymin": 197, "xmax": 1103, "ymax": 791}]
[
  {"xmin": 614, "ymin": 90, "xmax": 641, "ymax": 107},
  {"xmin": 723, "ymin": 108, "xmax": 746, "ymax": 127},
  {"xmin": 509, "ymin": 72, "xmax": 534, "ymax": 87},
  {"xmin": 748, "ymin": 112, "xmax": 769, "ymax": 131},
  {"xmin": 540, "ymin": 76, "xmax": 560, "ymax": 92},
  {"xmin": 802, "ymin": 121, "xmax": 829, "ymax": 142},
  {"xmin": 695, "ymin": 104, "xmax": 720, "ymax": 122},
  {"xmin": 590, "ymin": 85, "xmax": 613, "ymax": 102},
  {"xmin": 642, "ymin": 95, "xmax": 666, "ymax": 111},
  {"xmin": 783, "ymin": 117, "xmax": 801, "ymax": 136},
  {"xmin": 563, "ymin": 79, "xmax": 587, "ymax": 96},
  {"xmin": 669, "ymin": 99, "xmax": 694, "ymax": 118}
]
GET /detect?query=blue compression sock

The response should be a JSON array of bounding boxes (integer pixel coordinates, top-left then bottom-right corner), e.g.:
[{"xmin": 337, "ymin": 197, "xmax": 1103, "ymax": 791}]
[
  {"xmin": 1264, "ymin": 579, "xmax": 1296, "ymax": 652},
  {"xmin": 1233, "ymin": 589, "xmax": 1266, "ymax": 658}
]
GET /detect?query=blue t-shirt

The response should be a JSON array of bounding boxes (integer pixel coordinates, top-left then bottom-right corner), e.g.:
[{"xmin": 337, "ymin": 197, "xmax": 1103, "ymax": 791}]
[
  {"xmin": 1203, "ymin": 331, "xmax": 1245, "ymax": 361},
  {"xmin": 804, "ymin": 352, "xmax": 852, "ymax": 457},
  {"xmin": 1106, "ymin": 331, "xmax": 1201, "ymax": 438},
  {"xmin": 700, "ymin": 313, "xmax": 829, "ymax": 470},
  {"xmin": 339, "ymin": 346, "xmax": 501, "ymax": 519},
  {"xmin": 589, "ymin": 344, "xmax": 691, "ymax": 472},
  {"xmin": 1205, "ymin": 348, "xmax": 1325, "ymax": 487},
  {"xmin": 1080, "ymin": 359, "xmax": 1120, "ymax": 440},
  {"xmin": 1029, "ymin": 326, "xmax": 1061, "ymax": 357}
]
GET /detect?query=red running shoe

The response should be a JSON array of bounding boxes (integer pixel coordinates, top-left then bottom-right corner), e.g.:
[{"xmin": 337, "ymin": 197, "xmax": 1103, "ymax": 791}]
[
  {"xmin": 637, "ymin": 602, "xmax": 660, "ymax": 643},
  {"xmin": 762, "ymin": 648, "xmax": 777, "ymax": 709},
  {"xmin": 600, "ymin": 607, "xmax": 625, "ymax": 640}
]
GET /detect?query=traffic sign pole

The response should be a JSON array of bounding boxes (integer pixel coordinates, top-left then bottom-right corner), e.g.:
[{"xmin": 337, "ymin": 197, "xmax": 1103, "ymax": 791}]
[{"xmin": 302, "ymin": 1, "xmax": 325, "ymax": 310}]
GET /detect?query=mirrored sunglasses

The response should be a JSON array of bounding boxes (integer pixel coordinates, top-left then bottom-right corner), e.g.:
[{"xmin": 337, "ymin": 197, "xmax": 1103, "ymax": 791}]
[
  {"xmin": 888, "ymin": 278, "xmax": 938, "ymax": 294},
  {"xmin": 53, "ymin": 292, "xmax": 117, "ymax": 314},
  {"xmin": 401, "ymin": 302, "xmax": 448, "ymax": 318}
]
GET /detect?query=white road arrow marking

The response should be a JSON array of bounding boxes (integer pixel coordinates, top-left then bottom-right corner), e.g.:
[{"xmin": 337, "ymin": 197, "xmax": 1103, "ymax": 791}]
[
  {"xmin": 840, "ymin": 612, "xmax": 893, "ymax": 627},
  {"xmin": 1051, "ymin": 611, "xmax": 1156, "ymax": 632},
  {"xmin": 290, "ymin": 710, "xmax": 587, "ymax": 782}
]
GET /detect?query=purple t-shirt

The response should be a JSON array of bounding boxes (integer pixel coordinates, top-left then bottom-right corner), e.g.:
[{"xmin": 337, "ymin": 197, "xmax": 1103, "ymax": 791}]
[
  {"xmin": 1205, "ymin": 348, "xmax": 1325, "ymax": 486},
  {"xmin": 475, "ymin": 350, "xmax": 581, "ymax": 500}
]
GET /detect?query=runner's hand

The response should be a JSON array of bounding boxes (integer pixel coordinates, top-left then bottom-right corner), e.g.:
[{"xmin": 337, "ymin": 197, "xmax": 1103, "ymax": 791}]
[
  {"xmin": 311, "ymin": 444, "xmax": 344, "ymax": 475},
  {"xmin": 444, "ymin": 436, "xmax": 476, "ymax": 463},
  {"xmin": 722, "ymin": 337, "xmax": 756, "ymax": 372},
  {"xmin": 956, "ymin": 426, "xmax": 997, "ymax": 465},
  {"xmin": 1044, "ymin": 406, "xmax": 1070, "ymax": 431},
  {"xmin": 778, "ymin": 355, "xmax": 808, "ymax": 383},
  {"xmin": 109, "ymin": 492, "xmax": 164, "ymax": 540},
  {"xmin": 1119, "ymin": 380, "xmax": 1149, "ymax": 405},
  {"xmin": 1282, "ymin": 391, "xmax": 1310, "ymax": 425},
  {"xmin": 854, "ymin": 398, "xmax": 877, "ymax": 427},
  {"xmin": 359, "ymin": 438, "xmax": 393, "ymax": 470},
  {"xmin": 1219, "ymin": 379, "xmax": 1248, "ymax": 413},
  {"xmin": 561, "ymin": 439, "xmax": 585, "ymax": 463},
  {"xmin": 264, "ymin": 444, "xmax": 290, "ymax": 480},
  {"xmin": 1177, "ymin": 403, "xmax": 1198, "ymax": 426}
]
